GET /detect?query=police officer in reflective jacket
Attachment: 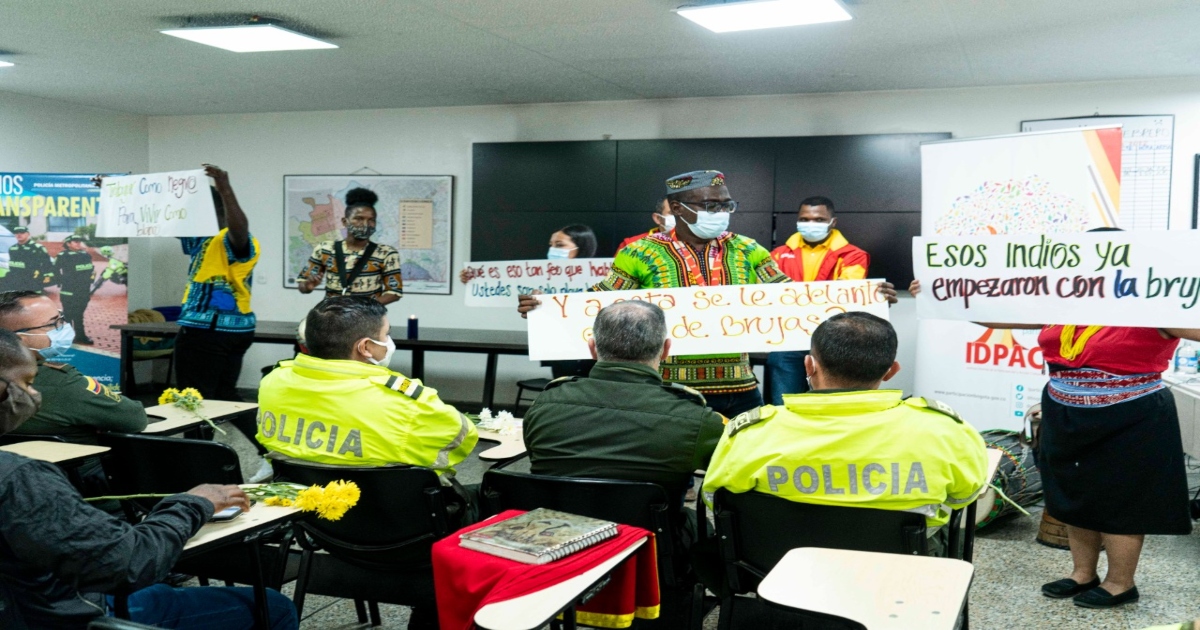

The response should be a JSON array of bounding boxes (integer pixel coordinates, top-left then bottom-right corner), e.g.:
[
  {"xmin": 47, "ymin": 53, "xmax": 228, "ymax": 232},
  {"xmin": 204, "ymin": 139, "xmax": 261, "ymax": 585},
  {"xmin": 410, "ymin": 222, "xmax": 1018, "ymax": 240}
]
[
  {"xmin": 54, "ymin": 234, "xmax": 95, "ymax": 344},
  {"xmin": 703, "ymin": 312, "xmax": 989, "ymax": 555},
  {"xmin": 5, "ymin": 226, "xmax": 54, "ymax": 293}
]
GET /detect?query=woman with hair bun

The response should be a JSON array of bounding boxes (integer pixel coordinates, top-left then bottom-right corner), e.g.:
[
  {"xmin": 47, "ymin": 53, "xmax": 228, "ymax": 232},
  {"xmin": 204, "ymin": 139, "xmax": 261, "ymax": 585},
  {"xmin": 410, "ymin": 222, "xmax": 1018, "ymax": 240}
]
[{"xmin": 297, "ymin": 187, "xmax": 404, "ymax": 305}]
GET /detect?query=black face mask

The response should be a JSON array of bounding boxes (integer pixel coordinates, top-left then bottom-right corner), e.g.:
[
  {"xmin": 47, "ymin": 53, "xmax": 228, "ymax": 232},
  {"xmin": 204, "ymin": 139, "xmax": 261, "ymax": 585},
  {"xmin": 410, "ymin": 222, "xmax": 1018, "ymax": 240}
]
[
  {"xmin": 347, "ymin": 224, "xmax": 376, "ymax": 240},
  {"xmin": 0, "ymin": 379, "xmax": 41, "ymax": 435}
]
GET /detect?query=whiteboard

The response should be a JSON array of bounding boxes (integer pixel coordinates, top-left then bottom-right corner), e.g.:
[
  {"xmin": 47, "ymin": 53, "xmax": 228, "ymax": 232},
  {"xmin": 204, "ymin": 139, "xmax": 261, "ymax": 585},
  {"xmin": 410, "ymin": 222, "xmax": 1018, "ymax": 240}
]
[{"xmin": 1022, "ymin": 115, "xmax": 1174, "ymax": 230}]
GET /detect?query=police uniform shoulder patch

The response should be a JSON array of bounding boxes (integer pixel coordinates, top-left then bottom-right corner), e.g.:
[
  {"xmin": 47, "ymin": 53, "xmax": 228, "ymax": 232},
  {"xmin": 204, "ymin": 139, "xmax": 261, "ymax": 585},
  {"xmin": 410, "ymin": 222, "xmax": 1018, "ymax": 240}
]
[
  {"xmin": 542, "ymin": 376, "xmax": 578, "ymax": 390},
  {"xmin": 727, "ymin": 405, "xmax": 775, "ymax": 435},
  {"xmin": 663, "ymin": 382, "xmax": 706, "ymax": 406},
  {"xmin": 42, "ymin": 362, "xmax": 69, "ymax": 372},
  {"xmin": 382, "ymin": 374, "xmax": 425, "ymax": 400},
  {"xmin": 906, "ymin": 396, "xmax": 964, "ymax": 423}
]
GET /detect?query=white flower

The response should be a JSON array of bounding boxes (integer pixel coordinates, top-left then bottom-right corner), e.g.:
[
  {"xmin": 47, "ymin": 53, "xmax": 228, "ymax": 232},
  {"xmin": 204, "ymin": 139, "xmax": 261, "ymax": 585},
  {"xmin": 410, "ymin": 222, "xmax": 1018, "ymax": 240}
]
[
  {"xmin": 497, "ymin": 410, "xmax": 515, "ymax": 422},
  {"xmin": 478, "ymin": 408, "xmax": 494, "ymax": 421}
]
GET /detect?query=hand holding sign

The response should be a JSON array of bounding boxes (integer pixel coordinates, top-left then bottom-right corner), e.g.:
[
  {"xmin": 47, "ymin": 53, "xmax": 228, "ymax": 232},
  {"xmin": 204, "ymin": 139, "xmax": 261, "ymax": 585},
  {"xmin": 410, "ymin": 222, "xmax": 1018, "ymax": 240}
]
[{"xmin": 96, "ymin": 169, "xmax": 220, "ymax": 237}]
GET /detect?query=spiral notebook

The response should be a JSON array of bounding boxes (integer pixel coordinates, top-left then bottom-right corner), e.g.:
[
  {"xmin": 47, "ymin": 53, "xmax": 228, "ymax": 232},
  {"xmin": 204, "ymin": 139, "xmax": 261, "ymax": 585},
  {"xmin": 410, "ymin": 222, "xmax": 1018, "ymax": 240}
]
[{"xmin": 459, "ymin": 508, "xmax": 618, "ymax": 565}]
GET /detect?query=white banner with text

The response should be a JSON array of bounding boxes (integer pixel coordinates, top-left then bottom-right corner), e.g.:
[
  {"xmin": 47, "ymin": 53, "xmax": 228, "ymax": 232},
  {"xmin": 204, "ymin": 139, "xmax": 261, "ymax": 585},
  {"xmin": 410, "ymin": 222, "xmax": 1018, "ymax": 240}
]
[
  {"xmin": 462, "ymin": 258, "xmax": 613, "ymax": 307},
  {"xmin": 913, "ymin": 231, "xmax": 1200, "ymax": 327},
  {"xmin": 97, "ymin": 169, "xmax": 219, "ymax": 237},
  {"xmin": 527, "ymin": 280, "xmax": 890, "ymax": 361}
]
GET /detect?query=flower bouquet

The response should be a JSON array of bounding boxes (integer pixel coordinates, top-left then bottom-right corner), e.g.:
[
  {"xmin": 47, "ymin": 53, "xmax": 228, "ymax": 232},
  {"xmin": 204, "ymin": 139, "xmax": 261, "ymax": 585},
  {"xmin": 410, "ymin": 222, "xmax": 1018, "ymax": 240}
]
[
  {"xmin": 86, "ymin": 480, "xmax": 362, "ymax": 522},
  {"xmin": 159, "ymin": 387, "xmax": 225, "ymax": 434}
]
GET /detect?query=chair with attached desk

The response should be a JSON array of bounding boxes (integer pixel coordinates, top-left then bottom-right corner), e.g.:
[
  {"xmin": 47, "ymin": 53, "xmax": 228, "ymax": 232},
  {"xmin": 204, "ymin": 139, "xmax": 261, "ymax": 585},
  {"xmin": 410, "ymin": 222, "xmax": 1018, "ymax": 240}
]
[
  {"xmin": 271, "ymin": 458, "xmax": 460, "ymax": 628},
  {"xmin": 96, "ymin": 432, "xmax": 301, "ymax": 591},
  {"xmin": 711, "ymin": 488, "xmax": 974, "ymax": 630},
  {"xmin": 480, "ymin": 468, "xmax": 709, "ymax": 630}
]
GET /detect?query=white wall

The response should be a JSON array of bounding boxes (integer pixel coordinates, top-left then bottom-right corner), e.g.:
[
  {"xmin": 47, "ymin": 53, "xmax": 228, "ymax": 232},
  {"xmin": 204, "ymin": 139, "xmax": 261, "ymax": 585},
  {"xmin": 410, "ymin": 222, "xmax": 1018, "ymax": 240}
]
[
  {"xmin": 146, "ymin": 76, "xmax": 1200, "ymax": 401},
  {"xmin": 0, "ymin": 90, "xmax": 150, "ymax": 305}
]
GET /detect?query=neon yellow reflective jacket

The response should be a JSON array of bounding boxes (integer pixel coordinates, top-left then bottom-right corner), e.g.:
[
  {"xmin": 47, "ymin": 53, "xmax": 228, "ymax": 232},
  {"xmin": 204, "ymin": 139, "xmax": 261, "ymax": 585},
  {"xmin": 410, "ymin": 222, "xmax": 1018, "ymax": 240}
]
[
  {"xmin": 701, "ymin": 390, "xmax": 988, "ymax": 527},
  {"xmin": 256, "ymin": 354, "xmax": 477, "ymax": 475}
]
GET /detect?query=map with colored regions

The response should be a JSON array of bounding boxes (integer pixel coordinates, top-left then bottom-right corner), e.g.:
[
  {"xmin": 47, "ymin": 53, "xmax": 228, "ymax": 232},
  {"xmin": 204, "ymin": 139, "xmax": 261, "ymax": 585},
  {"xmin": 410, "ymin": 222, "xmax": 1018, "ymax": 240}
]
[{"xmin": 283, "ymin": 175, "xmax": 453, "ymax": 294}]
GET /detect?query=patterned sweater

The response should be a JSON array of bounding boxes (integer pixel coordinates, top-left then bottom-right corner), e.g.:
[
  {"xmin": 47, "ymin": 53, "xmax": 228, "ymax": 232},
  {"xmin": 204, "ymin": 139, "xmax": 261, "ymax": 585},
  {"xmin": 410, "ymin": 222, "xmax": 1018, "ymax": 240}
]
[{"xmin": 593, "ymin": 231, "xmax": 789, "ymax": 394}]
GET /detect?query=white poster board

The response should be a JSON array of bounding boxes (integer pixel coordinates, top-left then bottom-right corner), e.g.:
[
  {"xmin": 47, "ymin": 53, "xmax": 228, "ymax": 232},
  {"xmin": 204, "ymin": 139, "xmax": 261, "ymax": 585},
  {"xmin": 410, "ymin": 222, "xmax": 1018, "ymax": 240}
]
[
  {"xmin": 914, "ymin": 127, "xmax": 1124, "ymax": 430},
  {"xmin": 1023, "ymin": 115, "xmax": 1173, "ymax": 230},
  {"xmin": 527, "ymin": 280, "xmax": 889, "ymax": 361},
  {"xmin": 463, "ymin": 258, "xmax": 613, "ymax": 307},
  {"xmin": 913, "ymin": 231, "xmax": 1200, "ymax": 327},
  {"xmin": 96, "ymin": 169, "xmax": 219, "ymax": 237}
]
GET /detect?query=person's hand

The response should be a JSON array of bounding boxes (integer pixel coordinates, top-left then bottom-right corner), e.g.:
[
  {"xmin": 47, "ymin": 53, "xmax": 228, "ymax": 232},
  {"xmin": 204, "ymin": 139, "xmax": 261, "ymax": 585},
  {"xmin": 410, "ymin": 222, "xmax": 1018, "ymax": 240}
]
[
  {"xmin": 880, "ymin": 281, "xmax": 898, "ymax": 305},
  {"xmin": 297, "ymin": 277, "xmax": 317, "ymax": 294},
  {"xmin": 459, "ymin": 269, "xmax": 471, "ymax": 284},
  {"xmin": 202, "ymin": 164, "xmax": 231, "ymax": 191},
  {"xmin": 908, "ymin": 279, "xmax": 921, "ymax": 297},
  {"xmin": 90, "ymin": 174, "xmax": 103, "ymax": 188},
  {"xmin": 517, "ymin": 291, "xmax": 543, "ymax": 319},
  {"xmin": 186, "ymin": 484, "xmax": 251, "ymax": 513}
]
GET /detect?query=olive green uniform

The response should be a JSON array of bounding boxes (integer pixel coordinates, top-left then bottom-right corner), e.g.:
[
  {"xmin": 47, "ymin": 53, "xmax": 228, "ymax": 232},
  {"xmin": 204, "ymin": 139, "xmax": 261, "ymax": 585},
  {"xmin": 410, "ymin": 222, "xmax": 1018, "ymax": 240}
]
[
  {"xmin": 523, "ymin": 361, "xmax": 725, "ymax": 498},
  {"xmin": 54, "ymin": 249, "xmax": 95, "ymax": 339},
  {"xmin": 6, "ymin": 242, "xmax": 55, "ymax": 293},
  {"xmin": 11, "ymin": 361, "xmax": 148, "ymax": 443}
]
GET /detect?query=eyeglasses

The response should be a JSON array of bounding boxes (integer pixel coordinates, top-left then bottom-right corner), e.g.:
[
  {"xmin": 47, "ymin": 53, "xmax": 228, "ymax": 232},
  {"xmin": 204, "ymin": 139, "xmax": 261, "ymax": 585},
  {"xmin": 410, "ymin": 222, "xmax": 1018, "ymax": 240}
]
[
  {"xmin": 675, "ymin": 200, "xmax": 738, "ymax": 214},
  {"xmin": 15, "ymin": 312, "xmax": 65, "ymax": 334}
]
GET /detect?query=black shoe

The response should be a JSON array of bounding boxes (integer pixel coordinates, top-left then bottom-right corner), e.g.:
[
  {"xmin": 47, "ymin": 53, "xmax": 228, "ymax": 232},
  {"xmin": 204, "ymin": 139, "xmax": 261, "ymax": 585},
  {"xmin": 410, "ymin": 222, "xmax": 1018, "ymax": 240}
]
[
  {"xmin": 1074, "ymin": 585, "xmax": 1139, "ymax": 608},
  {"xmin": 1042, "ymin": 577, "xmax": 1100, "ymax": 599}
]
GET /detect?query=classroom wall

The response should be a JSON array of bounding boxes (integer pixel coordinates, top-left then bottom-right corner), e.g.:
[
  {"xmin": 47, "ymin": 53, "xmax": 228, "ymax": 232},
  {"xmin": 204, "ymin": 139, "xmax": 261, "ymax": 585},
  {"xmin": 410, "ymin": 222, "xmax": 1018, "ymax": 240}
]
[
  {"xmin": 0, "ymin": 90, "xmax": 151, "ymax": 306},
  {"xmin": 145, "ymin": 76, "xmax": 1200, "ymax": 401}
]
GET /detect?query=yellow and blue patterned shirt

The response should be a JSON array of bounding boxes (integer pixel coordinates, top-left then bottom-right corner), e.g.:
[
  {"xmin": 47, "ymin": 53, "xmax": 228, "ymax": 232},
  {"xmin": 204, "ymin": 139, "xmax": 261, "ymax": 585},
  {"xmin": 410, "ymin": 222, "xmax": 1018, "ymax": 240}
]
[{"xmin": 179, "ymin": 229, "xmax": 259, "ymax": 333}]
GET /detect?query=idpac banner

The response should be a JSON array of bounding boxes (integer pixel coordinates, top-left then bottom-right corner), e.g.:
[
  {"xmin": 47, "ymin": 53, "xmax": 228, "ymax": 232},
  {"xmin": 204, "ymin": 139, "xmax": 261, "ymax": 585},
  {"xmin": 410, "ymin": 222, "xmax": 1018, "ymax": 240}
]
[
  {"xmin": 462, "ymin": 258, "xmax": 612, "ymax": 307},
  {"xmin": 97, "ymin": 169, "xmax": 219, "ymax": 237},
  {"xmin": 913, "ymin": 231, "xmax": 1200, "ymax": 327},
  {"xmin": 0, "ymin": 173, "xmax": 128, "ymax": 384},
  {"xmin": 527, "ymin": 280, "xmax": 889, "ymax": 361},
  {"xmin": 913, "ymin": 126, "xmax": 1123, "ymax": 430}
]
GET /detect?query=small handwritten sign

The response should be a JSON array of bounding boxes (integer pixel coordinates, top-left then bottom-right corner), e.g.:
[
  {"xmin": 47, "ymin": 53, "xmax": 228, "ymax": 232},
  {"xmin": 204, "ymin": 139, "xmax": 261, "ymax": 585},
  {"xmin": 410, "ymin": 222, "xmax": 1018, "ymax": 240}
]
[
  {"xmin": 463, "ymin": 258, "xmax": 614, "ymax": 308},
  {"xmin": 96, "ymin": 169, "xmax": 219, "ymax": 237},
  {"xmin": 527, "ymin": 280, "xmax": 889, "ymax": 361},
  {"xmin": 913, "ymin": 231, "xmax": 1200, "ymax": 327}
]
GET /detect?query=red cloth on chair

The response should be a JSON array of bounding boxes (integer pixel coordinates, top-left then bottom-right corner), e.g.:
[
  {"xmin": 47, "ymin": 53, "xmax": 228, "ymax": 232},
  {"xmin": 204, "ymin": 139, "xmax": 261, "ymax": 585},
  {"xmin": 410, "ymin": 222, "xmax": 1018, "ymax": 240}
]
[{"xmin": 432, "ymin": 509, "xmax": 660, "ymax": 630}]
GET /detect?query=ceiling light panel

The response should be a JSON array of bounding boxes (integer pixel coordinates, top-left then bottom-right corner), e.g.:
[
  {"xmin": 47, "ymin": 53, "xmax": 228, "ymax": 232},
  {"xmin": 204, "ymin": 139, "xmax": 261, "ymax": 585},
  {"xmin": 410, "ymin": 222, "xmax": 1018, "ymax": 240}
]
[
  {"xmin": 676, "ymin": 0, "xmax": 852, "ymax": 33},
  {"xmin": 0, "ymin": 61, "xmax": 13, "ymax": 67},
  {"xmin": 160, "ymin": 24, "xmax": 337, "ymax": 53}
]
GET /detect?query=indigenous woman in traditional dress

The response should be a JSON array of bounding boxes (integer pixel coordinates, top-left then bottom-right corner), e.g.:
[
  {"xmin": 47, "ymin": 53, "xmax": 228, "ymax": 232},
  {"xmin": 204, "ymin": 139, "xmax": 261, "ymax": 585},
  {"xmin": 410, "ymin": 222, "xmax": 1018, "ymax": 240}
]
[{"xmin": 910, "ymin": 277, "xmax": 1200, "ymax": 609}]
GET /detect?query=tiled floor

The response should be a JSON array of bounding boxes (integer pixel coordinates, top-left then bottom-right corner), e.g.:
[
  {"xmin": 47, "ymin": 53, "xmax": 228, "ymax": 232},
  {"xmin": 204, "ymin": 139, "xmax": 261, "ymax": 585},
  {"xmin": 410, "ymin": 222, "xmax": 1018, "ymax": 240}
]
[{"xmin": 209, "ymin": 423, "xmax": 1200, "ymax": 630}]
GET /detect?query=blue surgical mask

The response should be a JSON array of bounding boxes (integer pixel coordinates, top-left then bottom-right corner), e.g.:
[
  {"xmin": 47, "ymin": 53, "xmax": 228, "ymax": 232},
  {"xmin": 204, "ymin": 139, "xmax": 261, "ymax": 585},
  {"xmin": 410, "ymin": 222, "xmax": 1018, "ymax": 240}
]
[
  {"xmin": 20, "ymin": 323, "xmax": 75, "ymax": 360},
  {"xmin": 797, "ymin": 222, "xmax": 832, "ymax": 243},
  {"xmin": 547, "ymin": 247, "xmax": 575, "ymax": 260},
  {"xmin": 688, "ymin": 211, "xmax": 730, "ymax": 240}
]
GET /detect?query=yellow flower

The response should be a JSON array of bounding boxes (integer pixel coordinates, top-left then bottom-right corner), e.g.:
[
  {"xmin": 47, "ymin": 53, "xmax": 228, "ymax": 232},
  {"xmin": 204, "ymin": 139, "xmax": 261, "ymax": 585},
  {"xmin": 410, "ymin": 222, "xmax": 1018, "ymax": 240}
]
[
  {"xmin": 263, "ymin": 496, "xmax": 293, "ymax": 507},
  {"xmin": 315, "ymin": 480, "xmax": 361, "ymax": 521},
  {"xmin": 293, "ymin": 485, "xmax": 324, "ymax": 513},
  {"xmin": 179, "ymin": 387, "xmax": 203, "ymax": 401},
  {"xmin": 158, "ymin": 388, "xmax": 180, "ymax": 405}
]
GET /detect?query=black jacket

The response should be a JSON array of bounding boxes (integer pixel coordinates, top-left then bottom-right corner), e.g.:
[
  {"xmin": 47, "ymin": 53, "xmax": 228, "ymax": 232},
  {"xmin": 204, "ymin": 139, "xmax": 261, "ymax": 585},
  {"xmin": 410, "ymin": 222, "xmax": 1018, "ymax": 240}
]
[{"xmin": 0, "ymin": 452, "xmax": 212, "ymax": 629}]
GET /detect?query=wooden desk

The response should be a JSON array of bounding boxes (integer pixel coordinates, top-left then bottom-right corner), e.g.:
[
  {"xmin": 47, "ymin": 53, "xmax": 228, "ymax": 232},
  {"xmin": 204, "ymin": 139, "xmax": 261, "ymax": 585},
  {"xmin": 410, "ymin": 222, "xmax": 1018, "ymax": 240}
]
[
  {"xmin": 476, "ymin": 427, "xmax": 527, "ymax": 462},
  {"xmin": 473, "ymin": 537, "xmax": 646, "ymax": 630},
  {"xmin": 113, "ymin": 321, "xmax": 529, "ymax": 408},
  {"xmin": 143, "ymin": 401, "xmax": 258, "ymax": 435},
  {"xmin": 0, "ymin": 441, "xmax": 109, "ymax": 466},
  {"xmin": 181, "ymin": 503, "xmax": 303, "ymax": 629},
  {"xmin": 757, "ymin": 547, "xmax": 974, "ymax": 630}
]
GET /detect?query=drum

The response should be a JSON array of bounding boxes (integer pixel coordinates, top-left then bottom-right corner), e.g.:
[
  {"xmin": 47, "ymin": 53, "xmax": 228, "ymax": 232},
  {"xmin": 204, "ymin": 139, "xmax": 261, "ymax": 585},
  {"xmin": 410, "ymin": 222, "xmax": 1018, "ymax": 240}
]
[
  {"xmin": 975, "ymin": 429, "xmax": 1043, "ymax": 529},
  {"xmin": 1036, "ymin": 512, "xmax": 1071, "ymax": 549}
]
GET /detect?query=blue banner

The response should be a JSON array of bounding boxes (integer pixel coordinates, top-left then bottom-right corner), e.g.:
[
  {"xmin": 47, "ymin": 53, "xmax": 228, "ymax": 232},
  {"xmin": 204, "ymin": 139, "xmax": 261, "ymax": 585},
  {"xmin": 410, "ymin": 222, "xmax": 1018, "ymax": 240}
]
[{"xmin": 0, "ymin": 172, "xmax": 129, "ymax": 385}]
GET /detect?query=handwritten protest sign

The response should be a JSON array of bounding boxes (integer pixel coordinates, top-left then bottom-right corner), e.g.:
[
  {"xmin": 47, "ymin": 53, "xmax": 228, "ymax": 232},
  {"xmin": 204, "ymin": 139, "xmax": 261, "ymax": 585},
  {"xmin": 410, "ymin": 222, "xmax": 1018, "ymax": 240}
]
[
  {"xmin": 96, "ymin": 169, "xmax": 219, "ymax": 237},
  {"xmin": 527, "ymin": 280, "xmax": 889, "ymax": 361},
  {"xmin": 463, "ymin": 258, "xmax": 613, "ymax": 308},
  {"xmin": 913, "ymin": 231, "xmax": 1200, "ymax": 327}
]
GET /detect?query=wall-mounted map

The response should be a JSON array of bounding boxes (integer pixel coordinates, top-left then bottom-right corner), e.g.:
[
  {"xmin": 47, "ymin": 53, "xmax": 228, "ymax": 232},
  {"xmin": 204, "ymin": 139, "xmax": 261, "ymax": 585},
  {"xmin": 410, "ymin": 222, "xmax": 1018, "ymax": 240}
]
[{"xmin": 283, "ymin": 175, "xmax": 453, "ymax": 295}]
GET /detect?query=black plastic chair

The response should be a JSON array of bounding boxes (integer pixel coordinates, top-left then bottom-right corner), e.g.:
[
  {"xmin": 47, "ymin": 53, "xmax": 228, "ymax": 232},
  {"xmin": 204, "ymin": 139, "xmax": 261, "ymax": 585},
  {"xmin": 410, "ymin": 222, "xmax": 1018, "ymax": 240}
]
[
  {"xmin": 480, "ymin": 468, "xmax": 707, "ymax": 630},
  {"xmin": 514, "ymin": 377, "xmax": 552, "ymax": 412},
  {"xmin": 712, "ymin": 489, "xmax": 969, "ymax": 630},
  {"xmin": 271, "ymin": 458, "xmax": 459, "ymax": 627},
  {"xmin": 96, "ymin": 433, "xmax": 299, "ymax": 590}
]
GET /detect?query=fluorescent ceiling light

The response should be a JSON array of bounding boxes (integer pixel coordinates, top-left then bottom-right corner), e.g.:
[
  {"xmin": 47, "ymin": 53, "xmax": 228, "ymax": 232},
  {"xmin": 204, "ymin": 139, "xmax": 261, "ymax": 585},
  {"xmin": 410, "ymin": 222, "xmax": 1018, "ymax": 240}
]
[
  {"xmin": 0, "ymin": 61, "xmax": 13, "ymax": 68},
  {"xmin": 675, "ymin": 0, "xmax": 851, "ymax": 33},
  {"xmin": 160, "ymin": 24, "xmax": 337, "ymax": 53}
]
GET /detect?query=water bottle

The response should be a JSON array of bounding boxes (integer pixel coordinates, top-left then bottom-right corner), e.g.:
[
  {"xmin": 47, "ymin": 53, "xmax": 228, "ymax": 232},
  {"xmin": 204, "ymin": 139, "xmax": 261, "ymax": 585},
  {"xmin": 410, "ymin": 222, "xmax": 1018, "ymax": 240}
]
[{"xmin": 1177, "ymin": 342, "xmax": 1199, "ymax": 374}]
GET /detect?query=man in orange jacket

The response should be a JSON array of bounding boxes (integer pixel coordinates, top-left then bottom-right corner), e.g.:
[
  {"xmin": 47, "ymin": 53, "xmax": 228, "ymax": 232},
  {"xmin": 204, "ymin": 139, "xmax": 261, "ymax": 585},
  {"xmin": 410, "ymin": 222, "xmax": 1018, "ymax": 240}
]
[{"xmin": 767, "ymin": 196, "xmax": 870, "ymax": 404}]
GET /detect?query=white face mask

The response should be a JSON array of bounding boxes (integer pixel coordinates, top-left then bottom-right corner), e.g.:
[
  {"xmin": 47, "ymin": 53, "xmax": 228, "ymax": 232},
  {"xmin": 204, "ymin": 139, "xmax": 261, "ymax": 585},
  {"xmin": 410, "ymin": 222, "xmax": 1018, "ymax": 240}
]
[
  {"xmin": 658, "ymin": 214, "xmax": 676, "ymax": 232},
  {"xmin": 547, "ymin": 247, "xmax": 576, "ymax": 260},
  {"xmin": 687, "ymin": 210, "xmax": 730, "ymax": 239},
  {"xmin": 797, "ymin": 222, "xmax": 832, "ymax": 243},
  {"xmin": 365, "ymin": 336, "xmax": 396, "ymax": 366}
]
